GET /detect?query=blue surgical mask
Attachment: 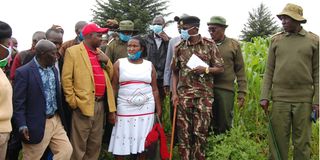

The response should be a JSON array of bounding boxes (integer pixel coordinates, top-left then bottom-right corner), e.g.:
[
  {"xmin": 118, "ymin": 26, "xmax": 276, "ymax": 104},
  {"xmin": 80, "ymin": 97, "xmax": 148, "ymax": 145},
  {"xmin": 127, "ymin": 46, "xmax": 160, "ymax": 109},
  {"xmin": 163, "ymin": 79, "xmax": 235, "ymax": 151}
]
[
  {"xmin": 127, "ymin": 51, "xmax": 142, "ymax": 61},
  {"xmin": 180, "ymin": 29, "xmax": 190, "ymax": 40},
  {"xmin": 180, "ymin": 27, "xmax": 199, "ymax": 41},
  {"xmin": 0, "ymin": 44, "xmax": 12, "ymax": 68},
  {"xmin": 151, "ymin": 25, "xmax": 163, "ymax": 34},
  {"xmin": 119, "ymin": 33, "xmax": 132, "ymax": 42},
  {"xmin": 79, "ymin": 32, "xmax": 84, "ymax": 41},
  {"xmin": 108, "ymin": 31, "xmax": 114, "ymax": 36}
]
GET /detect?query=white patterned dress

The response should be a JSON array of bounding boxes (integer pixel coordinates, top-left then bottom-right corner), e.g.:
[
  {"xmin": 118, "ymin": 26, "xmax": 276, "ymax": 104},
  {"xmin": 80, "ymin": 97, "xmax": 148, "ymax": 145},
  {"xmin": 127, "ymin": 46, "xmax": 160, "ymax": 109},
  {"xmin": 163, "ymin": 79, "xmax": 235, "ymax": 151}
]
[{"xmin": 108, "ymin": 58, "xmax": 155, "ymax": 155}]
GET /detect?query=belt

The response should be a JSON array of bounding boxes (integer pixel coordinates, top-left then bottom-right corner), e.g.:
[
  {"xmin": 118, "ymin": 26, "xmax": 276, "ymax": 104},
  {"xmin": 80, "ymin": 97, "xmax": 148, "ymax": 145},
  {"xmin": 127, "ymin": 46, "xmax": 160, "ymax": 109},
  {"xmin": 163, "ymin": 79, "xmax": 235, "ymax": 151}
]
[{"xmin": 95, "ymin": 96, "xmax": 104, "ymax": 102}]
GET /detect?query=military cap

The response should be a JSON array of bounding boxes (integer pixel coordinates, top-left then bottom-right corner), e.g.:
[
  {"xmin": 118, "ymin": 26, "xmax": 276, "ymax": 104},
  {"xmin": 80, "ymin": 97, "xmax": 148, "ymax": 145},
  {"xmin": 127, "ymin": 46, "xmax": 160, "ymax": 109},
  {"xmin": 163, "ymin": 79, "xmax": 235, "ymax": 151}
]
[
  {"xmin": 117, "ymin": 20, "xmax": 138, "ymax": 33},
  {"xmin": 174, "ymin": 14, "xmax": 189, "ymax": 23},
  {"xmin": 207, "ymin": 16, "xmax": 228, "ymax": 27},
  {"xmin": 106, "ymin": 19, "xmax": 119, "ymax": 30},
  {"xmin": 179, "ymin": 16, "xmax": 200, "ymax": 26},
  {"xmin": 277, "ymin": 3, "xmax": 306, "ymax": 23}
]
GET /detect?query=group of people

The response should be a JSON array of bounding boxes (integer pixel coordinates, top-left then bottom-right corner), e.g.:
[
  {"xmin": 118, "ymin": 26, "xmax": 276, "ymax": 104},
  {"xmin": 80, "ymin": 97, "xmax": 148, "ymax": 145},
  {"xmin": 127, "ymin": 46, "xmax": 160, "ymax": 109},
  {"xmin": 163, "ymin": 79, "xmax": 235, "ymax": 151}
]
[{"xmin": 0, "ymin": 2, "xmax": 318, "ymax": 160}]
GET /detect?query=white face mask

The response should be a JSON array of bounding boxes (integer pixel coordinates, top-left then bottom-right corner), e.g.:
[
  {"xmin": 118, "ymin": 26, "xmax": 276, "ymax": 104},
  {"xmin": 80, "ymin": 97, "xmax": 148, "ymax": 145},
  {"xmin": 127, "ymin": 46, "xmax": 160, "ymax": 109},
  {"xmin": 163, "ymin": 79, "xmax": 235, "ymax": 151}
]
[{"xmin": 0, "ymin": 44, "xmax": 12, "ymax": 62}]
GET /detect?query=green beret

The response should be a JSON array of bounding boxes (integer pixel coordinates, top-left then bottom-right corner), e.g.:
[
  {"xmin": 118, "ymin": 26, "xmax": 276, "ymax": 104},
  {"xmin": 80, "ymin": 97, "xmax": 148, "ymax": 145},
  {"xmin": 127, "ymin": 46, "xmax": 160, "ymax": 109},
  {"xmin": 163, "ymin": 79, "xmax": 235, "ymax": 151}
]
[
  {"xmin": 207, "ymin": 16, "xmax": 228, "ymax": 27},
  {"xmin": 179, "ymin": 16, "xmax": 200, "ymax": 26}
]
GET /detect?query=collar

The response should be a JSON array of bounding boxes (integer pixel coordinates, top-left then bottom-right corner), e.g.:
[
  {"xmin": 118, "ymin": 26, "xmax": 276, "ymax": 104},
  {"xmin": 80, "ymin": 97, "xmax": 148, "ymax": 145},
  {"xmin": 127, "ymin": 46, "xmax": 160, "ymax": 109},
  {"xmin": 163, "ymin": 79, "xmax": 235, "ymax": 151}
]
[
  {"xmin": 215, "ymin": 36, "xmax": 227, "ymax": 46},
  {"xmin": 83, "ymin": 43, "xmax": 98, "ymax": 54},
  {"xmin": 285, "ymin": 28, "xmax": 307, "ymax": 36},
  {"xmin": 33, "ymin": 57, "xmax": 52, "ymax": 70},
  {"xmin": 186, "ymin": 34, "xmax": 203, "ymax": 46},
  {"xmin": 153, "ymin": 33, "xmax": 162, "ymax": 39}
]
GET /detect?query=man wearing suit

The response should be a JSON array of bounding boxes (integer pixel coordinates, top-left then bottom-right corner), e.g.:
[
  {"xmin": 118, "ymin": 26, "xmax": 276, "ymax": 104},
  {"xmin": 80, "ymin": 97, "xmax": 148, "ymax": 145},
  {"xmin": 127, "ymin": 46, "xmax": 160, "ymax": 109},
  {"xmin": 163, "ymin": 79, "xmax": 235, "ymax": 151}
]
[
  {"xmin": 62, "ymin": 23, "xmax": 116, "ymax": 160},
  {"xmin": 13, "ymin": 40, "xmax": 72, "ymax": 159}
]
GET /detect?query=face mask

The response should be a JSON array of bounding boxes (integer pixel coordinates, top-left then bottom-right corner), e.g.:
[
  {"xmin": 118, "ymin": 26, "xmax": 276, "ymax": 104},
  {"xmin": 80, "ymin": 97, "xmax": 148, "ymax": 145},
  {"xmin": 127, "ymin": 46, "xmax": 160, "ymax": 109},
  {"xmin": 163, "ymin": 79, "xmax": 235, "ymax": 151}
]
[
  {"xmin": 180, "ymin": 29, "xmax": 190, "ymax": 40},
  {"xmin": 119, "ymin": 33, "xmax": 132, "ymax": 42},
  {"xmin": 79, "ymin": 32, "xmax": 84, "ymax": 41},
  {"xmin": 127, "ymin": 51, "xmax": 142, "ymax": 61},
  {"xmin": 151, "ymin": 25, "xmax": 163, "ymax": 34},
  {"xmin": 108, "ymin": 31, "xmax": 114, "ymax": 36},
  {"xmin": 181, "ymin": 27, "xmax": 199, "ymax": 41},
  {"xmin": 0, "ymin": 44, "xmax": 12, "ymax": 68}
]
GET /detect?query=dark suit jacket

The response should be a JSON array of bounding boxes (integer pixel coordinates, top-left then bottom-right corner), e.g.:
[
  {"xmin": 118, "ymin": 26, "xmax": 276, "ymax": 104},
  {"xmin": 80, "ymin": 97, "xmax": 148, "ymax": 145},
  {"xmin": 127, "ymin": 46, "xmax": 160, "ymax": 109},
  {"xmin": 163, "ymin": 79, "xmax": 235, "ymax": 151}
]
[{"xmin": 13, "ymin": 59, "xmax": 66, "ymax": 144}]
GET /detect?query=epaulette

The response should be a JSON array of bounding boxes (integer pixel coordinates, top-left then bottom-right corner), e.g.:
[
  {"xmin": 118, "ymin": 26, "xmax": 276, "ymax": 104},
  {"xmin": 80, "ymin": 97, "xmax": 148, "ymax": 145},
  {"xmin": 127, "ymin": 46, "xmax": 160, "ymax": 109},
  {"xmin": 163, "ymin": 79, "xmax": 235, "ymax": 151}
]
[
  {"xmin": 271, "ymin": 31, "xmax": 285, "ymax": 38},
  {"xmin": 175, "ymin": 40, "xmax": 185, "ymax": 48},
  {"xmin": 203, "ymin": 37, "xmax": 215, "ymax": 44},
  {"xmin": 307, "ymin": 31, "xmax": 319, "ymax": 42}
]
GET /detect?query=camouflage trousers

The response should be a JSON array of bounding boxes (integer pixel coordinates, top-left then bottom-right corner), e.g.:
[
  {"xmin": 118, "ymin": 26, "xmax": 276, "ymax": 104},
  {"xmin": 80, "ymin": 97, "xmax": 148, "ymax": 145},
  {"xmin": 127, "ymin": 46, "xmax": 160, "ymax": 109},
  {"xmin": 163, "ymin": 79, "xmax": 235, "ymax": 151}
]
[{"xmin": 176, "ymin": 98, "xmax": 213, "ymax": 160}]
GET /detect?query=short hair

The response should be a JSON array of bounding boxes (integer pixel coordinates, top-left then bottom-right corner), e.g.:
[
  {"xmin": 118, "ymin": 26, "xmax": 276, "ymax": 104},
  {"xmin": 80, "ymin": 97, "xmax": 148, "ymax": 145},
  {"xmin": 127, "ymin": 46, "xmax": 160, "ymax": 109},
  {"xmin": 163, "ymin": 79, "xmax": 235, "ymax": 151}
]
[
  {"xmin": 35, "ymin": 39, "xmax": 56, "ymax": 57},
  {"xmin": 130, "ymin": 35, "xmax": 147, "ymax": 58},
  {"xmin": 45, "ymin": 28, "xmax": 62, "ymax": 38},
  {"xmin": 0, "ymin": 21, "xmax": 12, "ymax": 40},
  {"xmin": 75, "ymin": 21, "xmax": 87, "ymax": 32},
  {"xmin": 152, "ymin": 16, "xmax": 165, "ymax": 24},
  {"xmin": 32, "ymin": 31, "xmax": 46, "ymax": 42}
]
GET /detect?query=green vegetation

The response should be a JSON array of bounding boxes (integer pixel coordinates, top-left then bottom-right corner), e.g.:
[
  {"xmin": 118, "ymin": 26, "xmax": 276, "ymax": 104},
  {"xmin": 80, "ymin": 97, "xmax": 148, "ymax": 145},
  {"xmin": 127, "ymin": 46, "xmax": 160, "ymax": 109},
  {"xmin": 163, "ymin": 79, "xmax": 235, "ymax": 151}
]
[
  {"xmin": 98, "ymin": 37, "xmax": 319, "ymax": 159},
  {"xmin": 205, "ymin": 37, "xmax": 319, "ymax": 160},
  {"xmin": 92, "ymin": 0, "xmax": 170, "ymax": 34},
  {"xmin": 240, "ymin": 3, "xmax": 279, "ymax": 42}
]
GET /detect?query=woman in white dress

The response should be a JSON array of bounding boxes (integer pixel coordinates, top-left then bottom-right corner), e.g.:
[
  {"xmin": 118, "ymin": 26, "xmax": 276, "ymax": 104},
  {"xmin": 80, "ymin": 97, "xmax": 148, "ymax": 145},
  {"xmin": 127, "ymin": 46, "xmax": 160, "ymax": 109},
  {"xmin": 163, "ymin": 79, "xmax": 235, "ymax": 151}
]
[{"xmin": 108, "ymin": 36, "xmax": 162, "ymax": 160}]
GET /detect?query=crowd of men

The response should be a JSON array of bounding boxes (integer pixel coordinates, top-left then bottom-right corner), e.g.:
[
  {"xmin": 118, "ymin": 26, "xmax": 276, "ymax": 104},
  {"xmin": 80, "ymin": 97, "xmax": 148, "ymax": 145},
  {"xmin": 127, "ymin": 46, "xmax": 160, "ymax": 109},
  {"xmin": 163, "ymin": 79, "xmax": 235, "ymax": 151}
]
[{"xmin": 0, "ymin": 2, "xmax": 318, "ymax": 160}]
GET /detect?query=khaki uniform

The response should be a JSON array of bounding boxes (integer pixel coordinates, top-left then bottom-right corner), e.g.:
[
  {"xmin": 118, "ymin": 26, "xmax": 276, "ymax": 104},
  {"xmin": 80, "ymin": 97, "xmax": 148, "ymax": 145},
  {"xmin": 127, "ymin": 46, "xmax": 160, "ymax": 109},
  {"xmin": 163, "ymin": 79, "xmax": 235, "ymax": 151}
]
[
  {"xmin": 260, "ymin": 29, "xmax": 319, "ymax": 159},
  {"xmin": 172, "ymin": 37, "xmax": 223, "ymax": 160},
  {"xmin": 212, "ymin": 37, "xmax": 247, "ymax": 134},
  {"xmin": 105, "ymin": 39, "xmax": 128, "ymax": 63}
]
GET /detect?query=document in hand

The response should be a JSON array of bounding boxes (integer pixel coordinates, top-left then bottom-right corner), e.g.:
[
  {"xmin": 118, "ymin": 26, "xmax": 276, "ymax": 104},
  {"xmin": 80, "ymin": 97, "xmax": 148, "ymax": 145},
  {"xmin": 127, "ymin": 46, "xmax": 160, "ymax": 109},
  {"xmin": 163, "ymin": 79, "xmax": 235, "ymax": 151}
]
[{"xmin": 186, "ymin": 54, "xmax": 208, "ymax": 69}]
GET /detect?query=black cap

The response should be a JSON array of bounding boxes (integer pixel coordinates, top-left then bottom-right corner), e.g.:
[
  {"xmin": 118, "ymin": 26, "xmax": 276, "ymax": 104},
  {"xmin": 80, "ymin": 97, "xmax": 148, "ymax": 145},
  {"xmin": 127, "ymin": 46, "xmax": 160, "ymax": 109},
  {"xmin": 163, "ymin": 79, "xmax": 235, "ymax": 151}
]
[{"xmin": 179, "ymin": 16, "xmax": 200, "ymax": 26}]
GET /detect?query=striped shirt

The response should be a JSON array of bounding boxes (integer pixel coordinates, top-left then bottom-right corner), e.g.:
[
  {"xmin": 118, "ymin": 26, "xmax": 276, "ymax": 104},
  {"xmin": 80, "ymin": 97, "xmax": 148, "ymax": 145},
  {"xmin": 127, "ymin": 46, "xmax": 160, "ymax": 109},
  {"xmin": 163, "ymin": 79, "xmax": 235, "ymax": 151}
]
[{"xmin": 84, "ymin": 45, "xmax": 106, "ymax": 96}]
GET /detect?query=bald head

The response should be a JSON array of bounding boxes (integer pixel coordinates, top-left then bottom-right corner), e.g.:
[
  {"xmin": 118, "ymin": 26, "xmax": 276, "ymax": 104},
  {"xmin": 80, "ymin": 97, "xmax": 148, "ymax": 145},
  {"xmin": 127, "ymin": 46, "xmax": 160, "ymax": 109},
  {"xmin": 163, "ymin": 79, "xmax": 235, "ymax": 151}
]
[
  {"xmin": 35, "ymin": 40, "xmax": 56, "ymax": 56},
  {"xmin": 35, "ymin": 40, "xmax": 57, "ymax": 67}
]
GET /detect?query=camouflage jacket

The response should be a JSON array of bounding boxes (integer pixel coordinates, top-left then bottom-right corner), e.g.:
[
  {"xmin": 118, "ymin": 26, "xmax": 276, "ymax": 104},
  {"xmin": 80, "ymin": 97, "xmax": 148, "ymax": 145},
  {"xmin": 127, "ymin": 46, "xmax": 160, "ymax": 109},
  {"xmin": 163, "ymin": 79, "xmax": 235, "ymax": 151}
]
[{"xmin": 172, "ymin": 36, "xmax": 224, "ymax": 98}]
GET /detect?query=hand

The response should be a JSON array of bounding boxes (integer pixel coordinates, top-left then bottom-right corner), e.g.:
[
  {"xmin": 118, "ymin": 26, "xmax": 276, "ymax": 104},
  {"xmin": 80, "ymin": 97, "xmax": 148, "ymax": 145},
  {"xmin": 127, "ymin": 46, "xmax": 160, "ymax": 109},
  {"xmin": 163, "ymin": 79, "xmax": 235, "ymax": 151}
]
[
  {"xmin": 312, "ymin": 104, "xmax": 319, "ymax": 120},
  {"xmin": 97, "ymin": 52, "xmax": 110, "ymax": 63},
  {"xmin": 237, "ymin": 98, "xmax": 245, "ymax": 109},
  {"xmin": 172, "ymin": 93, "xmax": 179, "ymax": 108},
  {"xmin": 164, "ymin": 86, "xmax": 170, "ymax": 96},
  {"xmin": 192, "ymin": 66, "xmax": 206, "ymax": 74},
  {"xmin": 260, "ymin": 99, "xmax": 269, "ymax": 114},
  {"xmin": 158, "ymin": 32, "xmax": 170, "ymax": 42},
  {"xmin": 20, "ymin": 128, "xmax": 30, "ymax": 141},
  {"xmin": 108, "ymin": 112, "xmax": 116, "ymax": 124}
]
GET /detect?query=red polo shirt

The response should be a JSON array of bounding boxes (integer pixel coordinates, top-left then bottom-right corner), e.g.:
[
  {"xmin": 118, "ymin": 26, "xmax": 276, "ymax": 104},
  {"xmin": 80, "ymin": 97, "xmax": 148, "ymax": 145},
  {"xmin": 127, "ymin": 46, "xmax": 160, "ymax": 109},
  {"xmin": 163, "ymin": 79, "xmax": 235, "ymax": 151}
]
[{"xmin": 84, "ymin": 44, "xmax": 106, "ymax": 97}]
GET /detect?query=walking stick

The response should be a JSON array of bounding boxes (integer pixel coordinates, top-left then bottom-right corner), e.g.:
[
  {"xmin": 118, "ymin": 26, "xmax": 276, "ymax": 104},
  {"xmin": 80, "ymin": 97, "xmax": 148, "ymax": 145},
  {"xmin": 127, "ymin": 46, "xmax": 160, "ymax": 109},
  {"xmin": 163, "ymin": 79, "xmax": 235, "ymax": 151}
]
[
  {"xmin": 266, "ymin": 112, "xmax": 282, "ymax": 160},
  {"xmin": 169, "ymin": 103, "xmax": 177, "ymax": 160}
]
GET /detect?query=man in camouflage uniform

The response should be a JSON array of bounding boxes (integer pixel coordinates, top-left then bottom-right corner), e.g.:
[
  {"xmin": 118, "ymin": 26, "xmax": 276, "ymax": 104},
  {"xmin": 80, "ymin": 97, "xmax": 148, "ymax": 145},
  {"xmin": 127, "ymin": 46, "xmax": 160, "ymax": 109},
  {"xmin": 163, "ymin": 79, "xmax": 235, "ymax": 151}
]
[
  {"xmin": 172, "ymin": 15, "xmax": 224, "ymax": 160},
  {"xmin": 105, "ymin": 20, "xmax": 138, "ymax": 63},
  {"xmin": 260, "ymin": 3, "xmax": 319, "ymax": 160},
  {"xmin": 207, "ymin": 16, "xmax": 247, "ymax": 134}
]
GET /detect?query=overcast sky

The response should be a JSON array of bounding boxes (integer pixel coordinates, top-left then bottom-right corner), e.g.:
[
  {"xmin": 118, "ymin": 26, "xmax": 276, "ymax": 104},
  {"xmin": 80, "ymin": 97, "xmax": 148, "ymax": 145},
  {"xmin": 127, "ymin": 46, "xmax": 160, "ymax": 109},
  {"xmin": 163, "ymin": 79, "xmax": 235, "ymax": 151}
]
[{"xmin": 1, "ymin": 0, "xmax": 319, "ymax": 50}]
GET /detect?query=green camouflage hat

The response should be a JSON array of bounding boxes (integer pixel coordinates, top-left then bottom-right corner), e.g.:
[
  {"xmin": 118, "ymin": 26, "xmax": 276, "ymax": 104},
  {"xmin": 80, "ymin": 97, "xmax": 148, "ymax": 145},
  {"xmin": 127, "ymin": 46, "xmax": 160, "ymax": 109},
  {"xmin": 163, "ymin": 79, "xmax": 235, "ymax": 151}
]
[
  {"xmin": 117, "ymin": 20, "xmax": 138, "ymax": 32},
  {"xmin": 277, "ymin": 3, "xmax": 306, "ymax": 23},
  {"xmin": 207, "ymin": 16, "xmax": 228, "ymax": 27}
]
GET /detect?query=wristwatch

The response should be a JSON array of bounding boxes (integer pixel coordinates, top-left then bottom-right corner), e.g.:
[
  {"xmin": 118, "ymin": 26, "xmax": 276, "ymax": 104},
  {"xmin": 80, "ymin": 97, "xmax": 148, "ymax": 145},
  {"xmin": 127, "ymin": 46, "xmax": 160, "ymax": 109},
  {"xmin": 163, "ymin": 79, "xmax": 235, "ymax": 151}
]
[{"xmin": 205, "ymin": 67, "xmax": 209, "ymax": 74}]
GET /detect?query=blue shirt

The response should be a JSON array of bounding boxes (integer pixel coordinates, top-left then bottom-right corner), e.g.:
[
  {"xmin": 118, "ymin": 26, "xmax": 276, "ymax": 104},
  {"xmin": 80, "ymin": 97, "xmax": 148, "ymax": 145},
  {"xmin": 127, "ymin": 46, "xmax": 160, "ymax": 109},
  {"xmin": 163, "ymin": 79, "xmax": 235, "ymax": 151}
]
[{"xmin": 34, "ymin": 58, "xmax": 57, "ymax": 116}]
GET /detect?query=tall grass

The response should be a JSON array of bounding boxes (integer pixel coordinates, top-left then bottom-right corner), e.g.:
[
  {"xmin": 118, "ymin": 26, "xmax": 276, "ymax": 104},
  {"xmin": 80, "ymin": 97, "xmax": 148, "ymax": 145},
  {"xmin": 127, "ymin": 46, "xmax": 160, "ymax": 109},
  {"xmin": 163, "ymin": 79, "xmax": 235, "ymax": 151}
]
[{"xmin": 206, "ymin": 37, "xmax": 319, "ymax": 159}]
